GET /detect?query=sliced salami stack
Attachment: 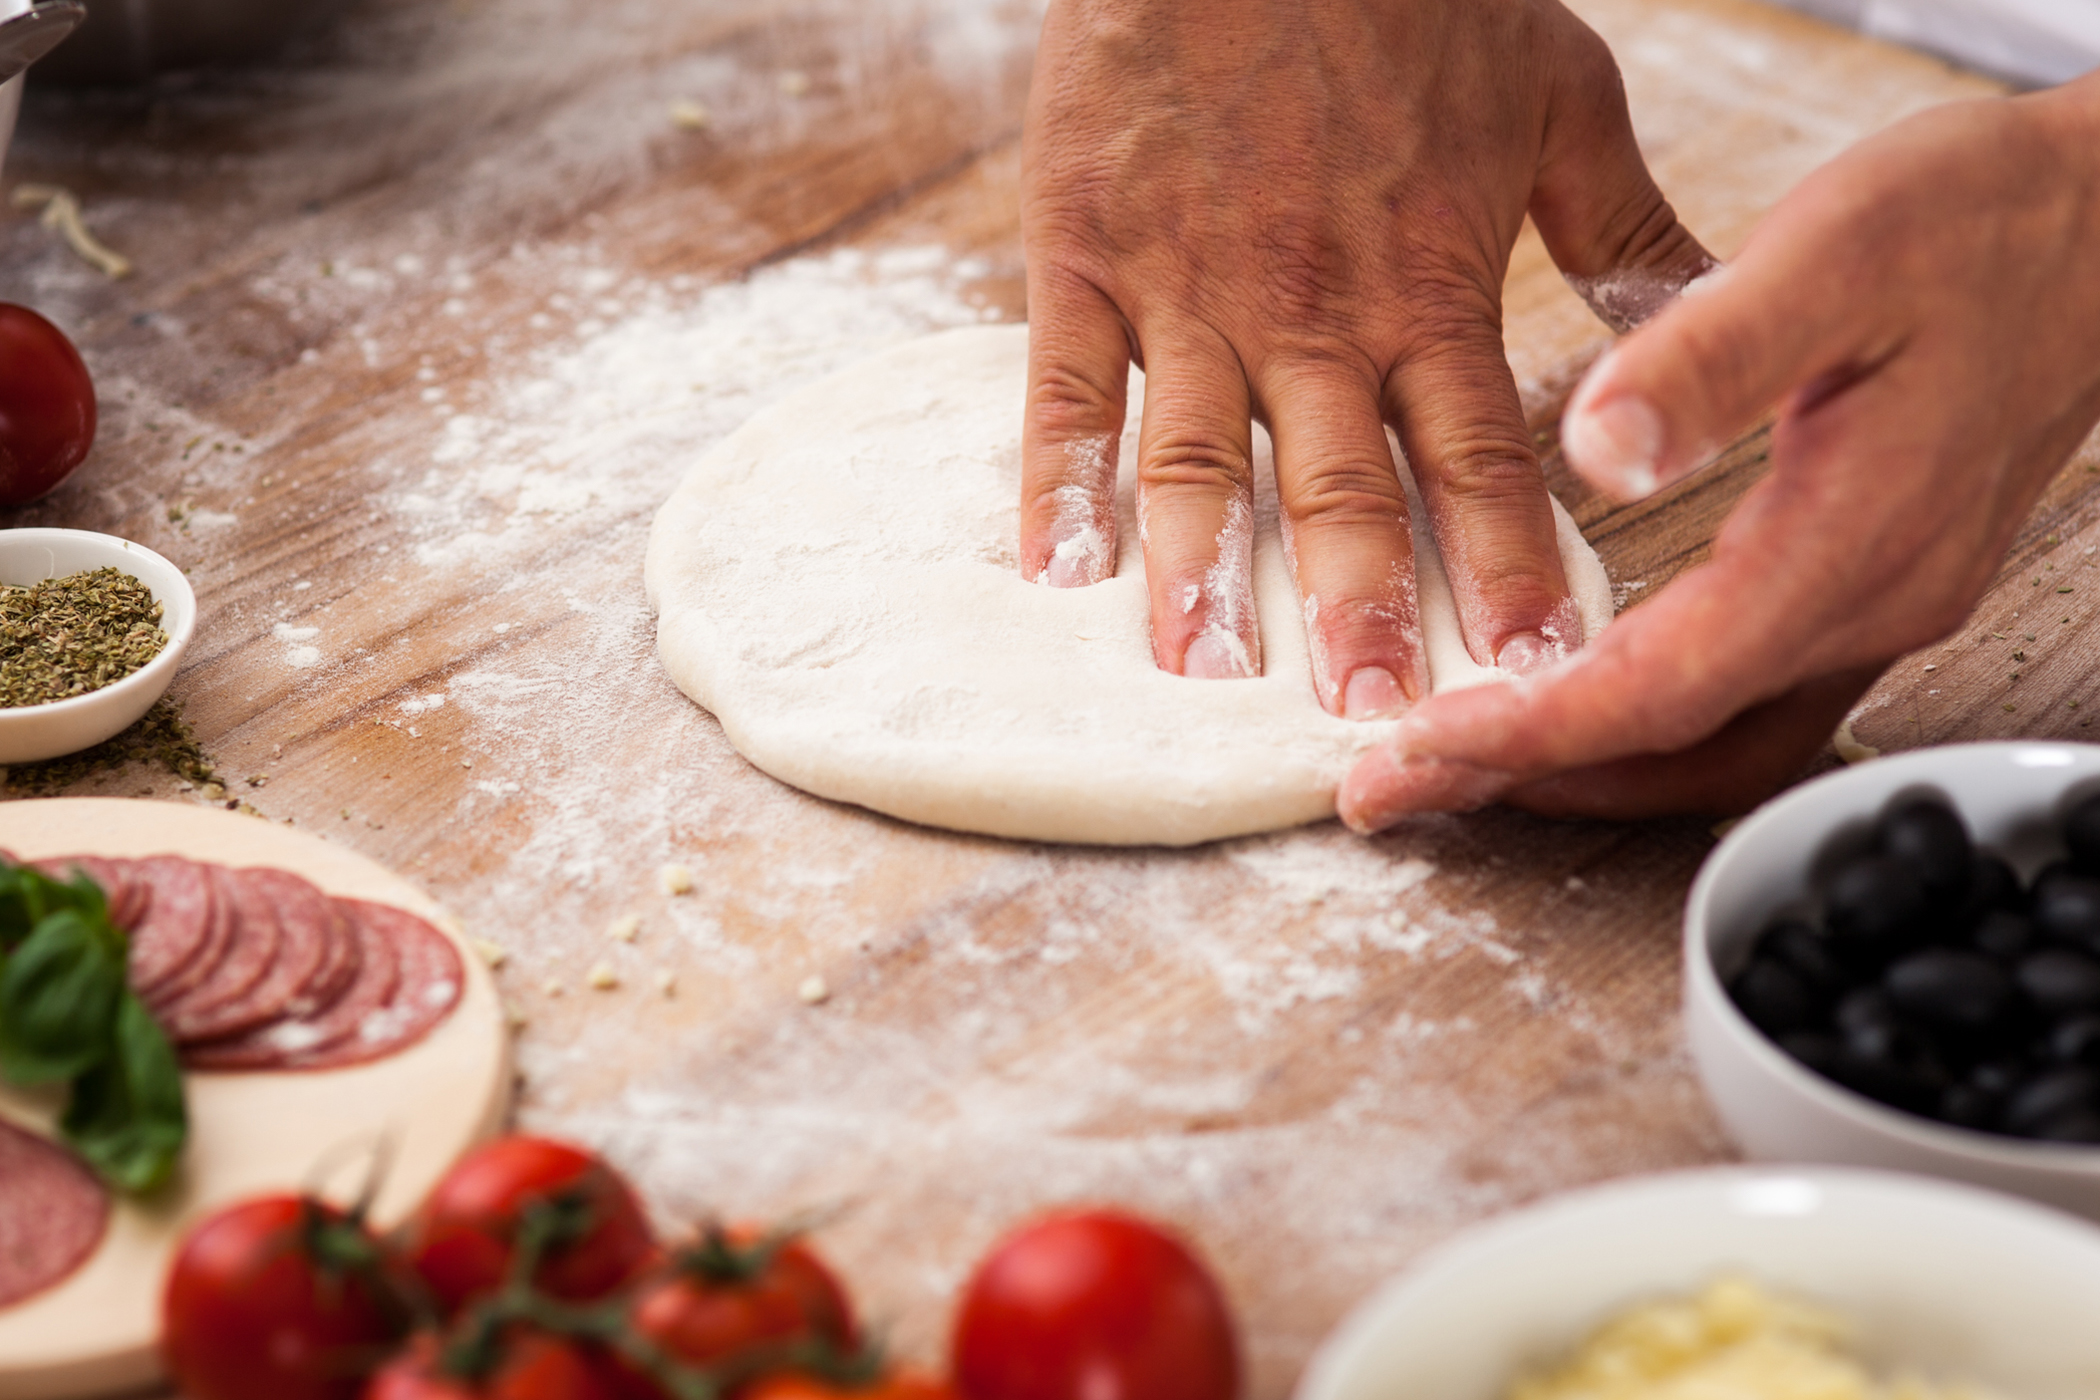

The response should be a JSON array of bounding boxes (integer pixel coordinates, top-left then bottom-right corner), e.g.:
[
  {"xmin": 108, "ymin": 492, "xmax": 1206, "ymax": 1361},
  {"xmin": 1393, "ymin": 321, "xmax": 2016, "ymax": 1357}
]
[{"xmin": 35, "ymin": 853, "xmax": 464, "ymax": 1074}]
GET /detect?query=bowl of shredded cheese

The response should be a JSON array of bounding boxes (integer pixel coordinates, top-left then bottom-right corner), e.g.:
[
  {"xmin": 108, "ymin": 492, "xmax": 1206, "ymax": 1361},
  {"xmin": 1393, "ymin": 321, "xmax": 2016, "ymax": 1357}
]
[{"xmin": 1292, "ymin": 1166, "xmax": 2100, "ymax": 1400}]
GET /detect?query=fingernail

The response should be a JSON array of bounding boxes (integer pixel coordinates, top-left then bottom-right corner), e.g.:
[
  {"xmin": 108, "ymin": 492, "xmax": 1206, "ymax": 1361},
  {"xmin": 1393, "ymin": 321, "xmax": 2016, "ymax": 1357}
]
[
  {"xmin": 1563, "ymin": 392, "xmax": 1663, "ymax": 499},
  {"xmin": 1183, "ymin": 633, "xmax": 1249, "ymax": 679},
  {"xmin": 1342, "ymin": 666, "xmax": 1406, "ymax": 719},
  {"xmin": 1496, "ymin": 631, "xmax": 1562, "ymax": 677},
  {"xmin": 1038, "ymin": 521, "xmax": 1109, "ymax": 588}
]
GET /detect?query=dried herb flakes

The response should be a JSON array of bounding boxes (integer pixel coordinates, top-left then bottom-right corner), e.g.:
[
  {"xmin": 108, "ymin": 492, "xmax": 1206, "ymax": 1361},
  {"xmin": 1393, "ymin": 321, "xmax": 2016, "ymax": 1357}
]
[{"xmin": 0, "ymin": 568, "xmax": 167, "ymax": 709}]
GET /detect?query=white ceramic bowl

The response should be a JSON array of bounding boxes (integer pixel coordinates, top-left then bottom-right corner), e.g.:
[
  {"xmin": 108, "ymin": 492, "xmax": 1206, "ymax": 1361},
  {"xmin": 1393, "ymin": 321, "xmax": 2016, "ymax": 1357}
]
[
  {"xmin": 0, "ymin": 528, "xmax": 195, "ymax": 764},
  {"xmin": 1685, "ymin": 741, "xmax": 2100, "ymax": 1220},
  {"xmin": 1294, "ymin": 1165, "xmax": 2100, "ymax": 1400}
]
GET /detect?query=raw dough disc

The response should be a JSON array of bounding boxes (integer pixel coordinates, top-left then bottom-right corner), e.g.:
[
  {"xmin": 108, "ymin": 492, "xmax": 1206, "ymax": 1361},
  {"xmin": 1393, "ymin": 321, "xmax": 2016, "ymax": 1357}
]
[
  {"xmin": 646, "ymin": 324, "xmax": 1612, "ymax": 846},
  {"xmin": 0, "ymin": 800, "xmax": 511, "ymax": 1400}
]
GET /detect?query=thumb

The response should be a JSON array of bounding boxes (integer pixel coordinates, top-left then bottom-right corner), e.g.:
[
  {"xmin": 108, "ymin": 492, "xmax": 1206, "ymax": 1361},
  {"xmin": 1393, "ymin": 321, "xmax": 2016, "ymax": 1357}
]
[
  {"xmin": 1556, "ymin": 198, "xmax": 1879, "ymax": 502},
  {"xmin": 1529, "ymin": 20, "xmax": 1718, "ymax": 333}
]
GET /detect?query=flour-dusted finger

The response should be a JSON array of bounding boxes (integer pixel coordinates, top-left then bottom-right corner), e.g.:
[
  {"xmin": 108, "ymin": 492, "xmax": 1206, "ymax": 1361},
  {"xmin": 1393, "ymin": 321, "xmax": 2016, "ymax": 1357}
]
[
  {"xmin": 1259, "ymin": 355, "xmax": 1424, "ymax": 715},
  {"xmin": 1386, "ymin": 324, "xmax": 1578, "ymax": 675},
  {"xmin": 1132, "ymin": 328, "xmax": 1260, "ymax": 678},
  {"xmin": 1020, "ymin": 269, "xmax": 1131, "ymax": 588}
]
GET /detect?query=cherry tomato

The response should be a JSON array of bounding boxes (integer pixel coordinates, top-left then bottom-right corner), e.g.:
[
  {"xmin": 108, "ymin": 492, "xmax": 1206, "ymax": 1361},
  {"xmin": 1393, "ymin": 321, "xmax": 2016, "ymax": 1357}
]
[
  {"xmin": 741, "ymin": 1369, "xmax": 956, "ymax": 1400},
  {"xmin": 405, "ymin": 1137, "xmax": 656, "ymax": 1314},
  {"xmin": 364, "ymin": 1329, "xmax": 617, "ymax": 1400},
  {"xmin": 162, "ymin": 1194, "xmax": 407, "ymax": 1400},
  {"xmin": 0, "ymin": 303, "xmax": 95, "ymax": 506},
  {"xmin": 951, "ymin": 1211, "xmax": 1239, "ymax": 1400},
  {"xmin": 634, "ymin": 1225, "xmax": 856, "ymax": 1365}
]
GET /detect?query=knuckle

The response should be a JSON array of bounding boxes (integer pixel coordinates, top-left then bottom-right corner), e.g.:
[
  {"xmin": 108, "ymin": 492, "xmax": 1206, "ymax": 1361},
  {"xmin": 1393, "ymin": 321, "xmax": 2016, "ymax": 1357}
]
[
  {"xmin": 1287, "ymin": 462, "xmax": 1406, "ymax": 530},
  {"xmin": 1027, "ymin": 364, "xmax": 1121, "ymax": 440},
  {"xmin": 1428, "ymin": 439, "xmax": 1544, "ymax": 503},
  {"xmin": 1137, "ymin": 434, "xmax": 1250, "ymax": 492}
]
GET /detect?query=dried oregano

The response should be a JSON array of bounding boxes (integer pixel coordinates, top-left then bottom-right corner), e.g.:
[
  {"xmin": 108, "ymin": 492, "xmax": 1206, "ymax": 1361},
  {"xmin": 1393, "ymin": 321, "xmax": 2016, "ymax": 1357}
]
[{"xmin": 0, "ymin": 568, "xmax": 167, "ymax": 708}]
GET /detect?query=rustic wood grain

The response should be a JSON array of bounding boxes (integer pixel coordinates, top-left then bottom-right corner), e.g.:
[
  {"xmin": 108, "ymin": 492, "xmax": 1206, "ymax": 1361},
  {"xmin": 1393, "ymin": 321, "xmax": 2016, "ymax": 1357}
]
[{"xmin": 4, "ymin": 0, "xmax": 2088, "ymax": 1394}]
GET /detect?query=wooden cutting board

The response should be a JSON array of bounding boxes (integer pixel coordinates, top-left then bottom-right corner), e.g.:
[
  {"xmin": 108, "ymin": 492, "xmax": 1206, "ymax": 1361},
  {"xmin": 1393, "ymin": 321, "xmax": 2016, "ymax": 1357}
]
[{"xmin": 3, "ymin": 0, "xmax": 2083, "ymax": 1393}]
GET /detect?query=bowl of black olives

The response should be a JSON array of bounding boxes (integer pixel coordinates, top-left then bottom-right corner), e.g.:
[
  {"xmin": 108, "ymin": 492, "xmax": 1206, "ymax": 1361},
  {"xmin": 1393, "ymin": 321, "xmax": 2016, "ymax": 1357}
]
[{"xmin": 1686, "ymin": 742, "xmax": 2100, "ymax": 1220}]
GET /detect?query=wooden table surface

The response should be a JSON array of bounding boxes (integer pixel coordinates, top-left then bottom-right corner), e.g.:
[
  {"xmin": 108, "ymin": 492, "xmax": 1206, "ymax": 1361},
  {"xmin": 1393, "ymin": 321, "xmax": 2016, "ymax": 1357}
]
[{"xmin": 5, "ymin": 0, "xmax": 2086, "ymax": 1393}]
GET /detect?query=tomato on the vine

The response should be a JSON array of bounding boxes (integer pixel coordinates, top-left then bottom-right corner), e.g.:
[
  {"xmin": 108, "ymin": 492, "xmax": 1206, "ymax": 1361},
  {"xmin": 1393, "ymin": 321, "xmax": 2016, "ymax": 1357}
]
[
  {"xmin": 0, "ymin": 303, "xmax": 95, "ymax": 506},
  {"xmin": 406, "ymin": 1137, "xmax": 657, "ymax": 1314},
  {"xmin": 741, "ymin": 1369, "xmax": 956, "ymax": 1400},
  {"xmin": 625, "ymin": 1224, "xmax": 857, "ymax": 1375},
  {"xmin": 363, "ymin": 1329, "xmax": 618, "ymax": 1400},
  {"xmin": 162, "ymin": 1194, "xmax": 408, "ymax": 1400},
  {"xmin": 950, "ymin": 1210, "xmax": 1239, "ymax": 1400}
]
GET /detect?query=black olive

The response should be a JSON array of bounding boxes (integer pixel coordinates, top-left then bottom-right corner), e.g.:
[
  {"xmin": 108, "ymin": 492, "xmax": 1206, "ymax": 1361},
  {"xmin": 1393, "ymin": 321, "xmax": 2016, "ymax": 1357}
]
[
  {"xmin": 1877, "ymin": 797, "xmax": 1972, "ymax": 904},
  {"xmin": 1832, "ymin": 1048, "xmax": 1944, "ymax": 1116},
  {"xmin": 1776, "ymin": 1031, "xmax": 1844, "ymax": 1077},
  {"xmin": 2003, "ymin": 1066, "xmax": 2100, "ymax": 1136},
  {"xmin": 2065, "ymin": 791, "xmax": 2100, "ymax": 874},
  {"xmin": 2050, "ymin": 1014, "xmax": 2100, "ymax": 1065},
  {"xmin": 1835, "ymin": 986, "xmax": 1905, "ymax": 1058},
  {"xmin": 1883, "ymin": 949, "xmax": 2011, "ymax": 1029},
  {"xmin": 1938, "ymin": 1081, "xmax": 2002, "ymax": 1130},
  {"xmin": 2033, "ymin": 1106, "xmax": 2100, "ymax": 1143},
  {"xmin": 1823, "ymin": 855, "xmax": 1931, "ymax": 969},
  {"xmin": 1729, "ymin": 959, "xmax": 1819, "ymax": 1037},
  {"xmin": 1972, "ymin": 909, "xmax": 2035, "ymax": 961},
  {"xmin": 1970, "ymin": 1058, "xmax": 2027, "ymax": 1097},
  {"xmin": 1963, "ymin": 852, "xmax": 2026, "ymax": 917},
  {"xmin": 1755, "ymin": 919, "xmax": 1849, "ymax": 1002},
  {"xmin": 2033, "ymin": 873, "xmax": 2100, "ymax": 952},
  {"xmin": 2015, "ymin": 948, "xmax": 2100, "ymax": 1018}
]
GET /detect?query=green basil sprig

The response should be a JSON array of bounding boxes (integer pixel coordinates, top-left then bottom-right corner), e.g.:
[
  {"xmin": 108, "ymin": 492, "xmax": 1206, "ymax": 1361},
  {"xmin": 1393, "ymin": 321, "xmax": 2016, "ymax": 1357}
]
[{"xmin": 0, "ymin": 858, "xmax": 187, "ymax": 1192}]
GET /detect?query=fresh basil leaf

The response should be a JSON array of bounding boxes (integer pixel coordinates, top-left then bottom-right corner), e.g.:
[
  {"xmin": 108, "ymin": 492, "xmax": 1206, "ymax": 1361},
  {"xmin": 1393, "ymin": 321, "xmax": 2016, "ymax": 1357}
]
[
  {"xmin": 62, "ymin": 993, "xmax": 186, "ymax": 1194},
  {"xmin": 0, "ymin": 908, "xmax": 124, "ymax": 1085},
  {"xmin": 0, "ymin": 859, "xmax": 112, "ymax": 953}
]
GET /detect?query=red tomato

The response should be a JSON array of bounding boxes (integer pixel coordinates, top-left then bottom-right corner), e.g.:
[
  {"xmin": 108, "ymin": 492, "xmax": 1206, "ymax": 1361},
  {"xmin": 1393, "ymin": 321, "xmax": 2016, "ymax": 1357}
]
[
  {"xmin": 364, "ymin": 1330, "xmax": 617, "ymax": 1400},
  {"xmin": 741, "ymin": 1369, "xmax": 955, "ymax": 1400},
  {"xmin": 406, "ymin": 1137, "xmax": 656, "ymax": 1314},
  {"xmin": 633, "ymin": 1225, "xmax": 857, "ymax": 1366},
  {"xmin": 0, "ymin": 303, "xmax": 95, "ymax": 505},
  {"xmin": 951, "ymin": 1211, "xmax": 1239, "ymax": 1400},
  {"xmin": 162, "ymin": 1194, "xmax": 407, "ymax": 1400}
]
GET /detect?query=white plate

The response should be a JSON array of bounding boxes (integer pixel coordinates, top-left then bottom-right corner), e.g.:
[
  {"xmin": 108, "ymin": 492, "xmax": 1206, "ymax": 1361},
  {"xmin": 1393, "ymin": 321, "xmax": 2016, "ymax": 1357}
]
[
  {"xmin": 0, "ymin": 528, "xmax": 196, "ymax": 764},
  {"xmin": 1295, "ymin": 1166, "xmax": 2100, "ymax": 1400}
]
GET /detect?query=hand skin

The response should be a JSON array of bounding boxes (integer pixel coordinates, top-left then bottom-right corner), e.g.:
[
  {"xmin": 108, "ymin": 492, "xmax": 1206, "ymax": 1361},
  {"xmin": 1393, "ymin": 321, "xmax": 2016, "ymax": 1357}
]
[
  {"xmin": 1018, "ymin": 0, "xmax": 1713, "ymax": 716},
  {"xmin": 1340, "ymin": 69, "xmax": 2100, "ymax": 827}
]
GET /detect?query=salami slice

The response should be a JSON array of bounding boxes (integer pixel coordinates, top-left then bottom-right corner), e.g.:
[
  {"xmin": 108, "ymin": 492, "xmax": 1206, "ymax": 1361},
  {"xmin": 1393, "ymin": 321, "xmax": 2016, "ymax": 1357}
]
[
  {"xmin": 130, "ymin": 856, "xmax": 222, "ymax": 1006},
  {"xmin": 159, "ymin": 866, "xmax": 285, "ymax": 1044},
  {"xmin": 0, "ymin": 1120, "xmax": 109, "ymax": 1311},
  {"xmin": 315, "ymin": 901, "xmax": 465, "ymax": 1067},
  {"xmin": 168, "ymin": 868, "xmax": 330, "ymax": 1044},
  {"xmin": 34, "ymin": 854, "xmax": 151, "ymax": 931},
  {"xmin": 250, "ymin": 868, "xmax": 360, "ymax": 1019},
  {"xmin": 182, "ymin": 897, "xmax": 402, "ymax": 1072}
]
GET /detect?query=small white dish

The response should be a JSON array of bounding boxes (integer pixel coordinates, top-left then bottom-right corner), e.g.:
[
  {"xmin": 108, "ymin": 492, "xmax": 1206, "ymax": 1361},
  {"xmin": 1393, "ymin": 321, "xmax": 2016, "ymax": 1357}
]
[
  {"xmin": 1294, "ymin": 1165, "xmax": 2100, "ymax": 1400},
  {"xmin": 0, "ymin": 528, "xmax": 195, "ymax": 764},
  {"xmin": 1685, "ymin": 742, "xmax": 2100, "ymax": 1219}
]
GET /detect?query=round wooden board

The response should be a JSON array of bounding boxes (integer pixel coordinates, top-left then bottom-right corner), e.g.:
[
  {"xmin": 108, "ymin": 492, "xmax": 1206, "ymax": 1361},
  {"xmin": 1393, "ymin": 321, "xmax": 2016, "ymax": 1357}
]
[{"xmin": 0, "ymin": 799, "xmax": 511, "ymax": 1400}]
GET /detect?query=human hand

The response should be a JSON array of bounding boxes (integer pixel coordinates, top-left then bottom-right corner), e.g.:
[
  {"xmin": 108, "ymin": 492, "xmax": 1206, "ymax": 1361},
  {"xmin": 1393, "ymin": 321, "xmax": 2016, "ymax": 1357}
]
[
  {"xmin": 1017, "ymin": 0, "xmax": 1713, "ymax": 714},
  {"xmin": 1339, "ymin": 71, "xmax": 2100, "ymax": 826}
]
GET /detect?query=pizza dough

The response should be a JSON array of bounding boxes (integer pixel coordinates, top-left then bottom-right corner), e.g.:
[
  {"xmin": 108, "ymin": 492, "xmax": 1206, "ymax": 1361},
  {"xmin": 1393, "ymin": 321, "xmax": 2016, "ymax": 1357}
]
[
  {"xmin": 0, "ymin": 800, "xmax": 510, "ymax": 1400},
  {"xmin": 646, "ymin": 324, "xmax": 1613, "ymax": 846}
]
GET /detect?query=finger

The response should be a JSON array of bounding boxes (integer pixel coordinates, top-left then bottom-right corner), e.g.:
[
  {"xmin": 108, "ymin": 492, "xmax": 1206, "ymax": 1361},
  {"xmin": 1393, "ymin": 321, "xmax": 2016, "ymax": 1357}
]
[
  {"xmin": 1132, "ymin": 329, "xmax": 1259, "ymax": 678},
  {"xmin": 1556, "ymin": 196, "xmax": 1891, "ymax": 503},
  {"xmin": 1259, "ymin": 356, "xmax": 1425, "ymax": 716},
  {"xmin": 1336, "ymin": 522, "xmax": 1819, "ymax": 831},
  {"xmin": 1019, "ymin": 269, "xmax": 1132, "ymax": 587},
  {"xmin": 1530, "ymin": 19, "xmax": 1719, "ymax": 332},
  {"xmin": 1385, "ymin": 323, "xmax": 1581, "ymax": 675},
  {"xmin": 1499, "ymin": 664, "xmax": 1883, "ymax": 821}
]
